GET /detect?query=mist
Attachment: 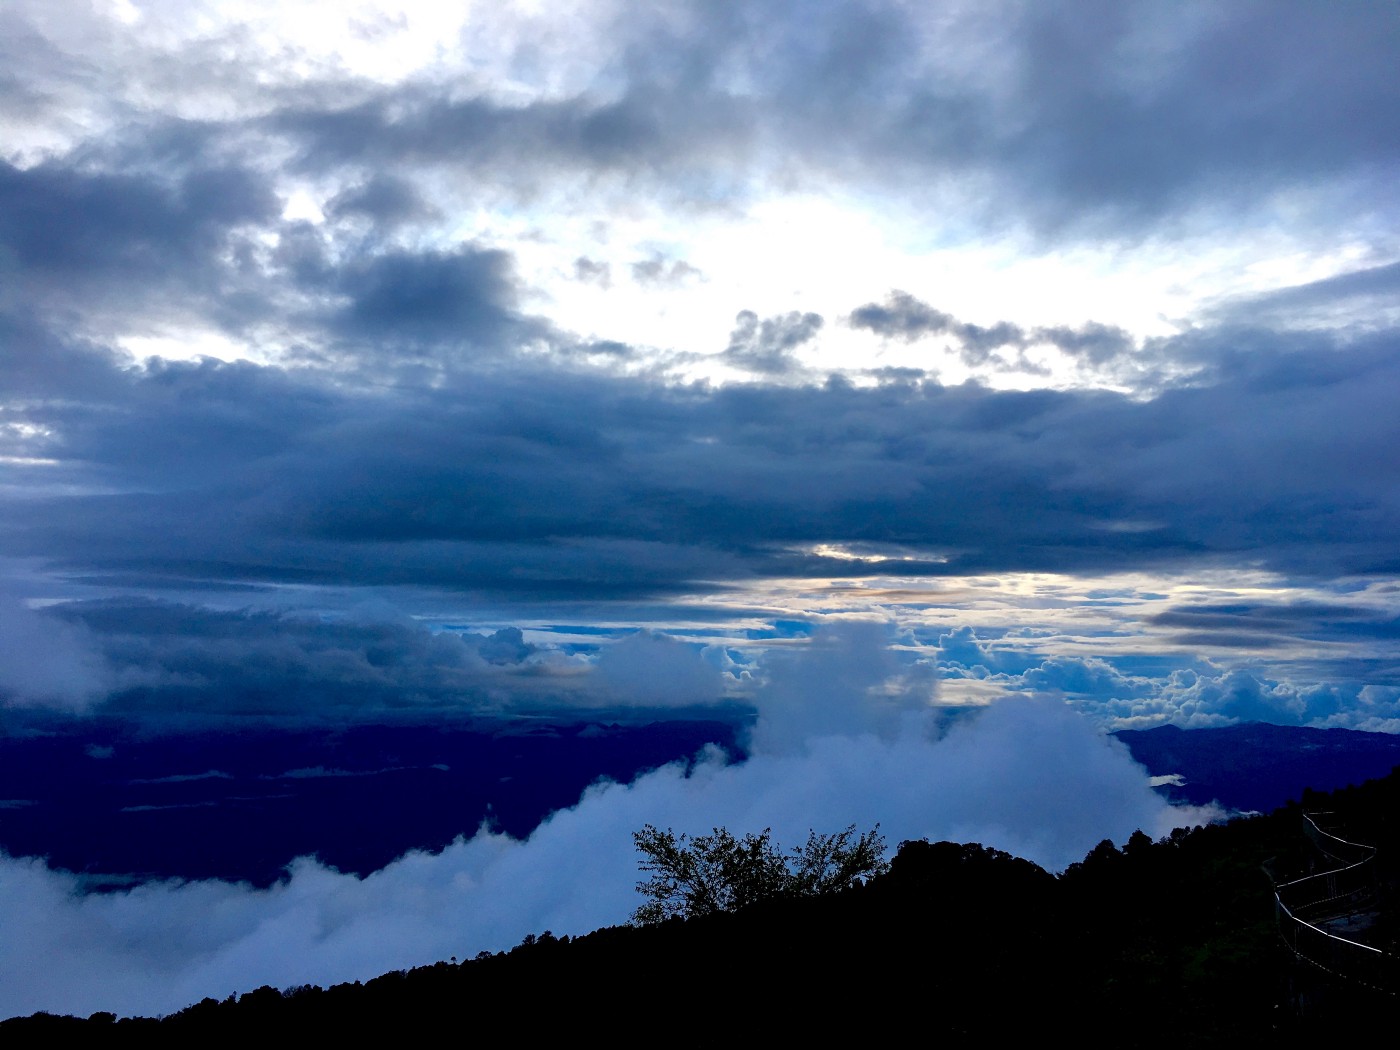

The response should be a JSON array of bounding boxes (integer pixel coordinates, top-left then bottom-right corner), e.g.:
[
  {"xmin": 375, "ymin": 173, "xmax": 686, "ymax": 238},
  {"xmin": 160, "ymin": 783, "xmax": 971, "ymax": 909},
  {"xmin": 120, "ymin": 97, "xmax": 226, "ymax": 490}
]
[{"xmin": 0, "ymin": 624, "xmax": 1216, "ymax": 1020}]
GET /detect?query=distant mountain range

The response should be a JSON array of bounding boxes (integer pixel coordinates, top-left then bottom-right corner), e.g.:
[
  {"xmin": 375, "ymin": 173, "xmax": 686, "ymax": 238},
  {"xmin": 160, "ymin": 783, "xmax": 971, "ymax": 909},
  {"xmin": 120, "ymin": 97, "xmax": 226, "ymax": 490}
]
[
  {"xmin": 0, "ymin": 716, "xmax": 741, "ymax": 886},
  {"xmin": 1, "ymin": 717, "xmax": 1397, "ymax": 885},
  {"xmin": 1115, "ymin": 722, "xmax": 1400, "ymax": 814},
  {"xmin": 8, "ymin": 761, "xmax": 1396, "ymax": 1041}
]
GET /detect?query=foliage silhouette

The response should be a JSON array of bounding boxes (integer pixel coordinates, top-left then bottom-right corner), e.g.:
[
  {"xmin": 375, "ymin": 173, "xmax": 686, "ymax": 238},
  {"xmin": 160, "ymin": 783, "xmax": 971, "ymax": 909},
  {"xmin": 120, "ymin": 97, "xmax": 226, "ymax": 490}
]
[{"xmin": 630, "ymin": 822, "xmax": 887, "ymax": 924}]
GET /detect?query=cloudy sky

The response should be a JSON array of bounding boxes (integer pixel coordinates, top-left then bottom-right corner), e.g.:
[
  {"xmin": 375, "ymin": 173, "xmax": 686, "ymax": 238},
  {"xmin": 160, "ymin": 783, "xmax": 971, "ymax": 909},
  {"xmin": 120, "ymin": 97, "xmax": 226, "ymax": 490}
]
[{"xmin": 2, "ymin": 0, "xmax": 1400, "ymax": 1018}]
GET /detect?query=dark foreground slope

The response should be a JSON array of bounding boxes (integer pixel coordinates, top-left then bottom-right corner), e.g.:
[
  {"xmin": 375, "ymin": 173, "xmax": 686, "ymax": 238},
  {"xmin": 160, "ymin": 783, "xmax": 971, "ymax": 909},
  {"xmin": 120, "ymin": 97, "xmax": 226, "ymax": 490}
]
[{"xmin": 6, "ymin": 770, "xmax": 1398, "ymax": 1046}]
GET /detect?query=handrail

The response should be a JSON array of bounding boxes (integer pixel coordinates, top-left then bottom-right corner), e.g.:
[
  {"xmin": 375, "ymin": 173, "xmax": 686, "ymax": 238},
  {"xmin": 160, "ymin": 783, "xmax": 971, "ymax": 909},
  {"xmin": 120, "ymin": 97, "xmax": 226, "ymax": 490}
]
[{"xmin": 1273, "ymin": 811, "xmax": 1396, "ymax": 997}]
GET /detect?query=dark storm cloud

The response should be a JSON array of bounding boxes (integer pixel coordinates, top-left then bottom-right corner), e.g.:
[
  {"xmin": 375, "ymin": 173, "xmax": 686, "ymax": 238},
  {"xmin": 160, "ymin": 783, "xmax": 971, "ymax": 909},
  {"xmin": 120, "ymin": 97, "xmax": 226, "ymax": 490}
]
[
  {"xmin": 617, "ymin": 0, "xmax": 1400, "ymax": 233},
  {"xmin": 847, "ymin": 292, "xmax": 1039, "ymax": 376},
  {"xmin": 4, "ymin": 352, "xmax": 338, "ymax": 488},
  {"xmin": 39, "ymin": 599, "xmax": 558, "ymax": 718},
  {"xmin": 0, "ymin": 311, "xmax": 129, "ymax": 403},
  {"xmin": 984, "ymin": 1, "xmax": 1400, "ymax": 227},
  {"xmin": 0, "ymin": 160, "xmax": 277, "ymax": 303},
  {"xmin": 0, "ymin": 141, "xmax": 547, "ymax": 365},
  {"xmin": 1033, "ymin": 322, "xmax": 1136, "ymax": 369},
  {"xmin": 0, "ymin": 595, "xmax": 734, "ymax": 718},
  {"xmin": 5, "ymin": 320, "xmax": 1400, "ymax": 599},
  {"xmin": 1150, "ymin": 602, "xmax": 1372, "ymax": 631},
  {"xmin": 329, "ymin": 247, "xmax": 529, "ymax": 352}
]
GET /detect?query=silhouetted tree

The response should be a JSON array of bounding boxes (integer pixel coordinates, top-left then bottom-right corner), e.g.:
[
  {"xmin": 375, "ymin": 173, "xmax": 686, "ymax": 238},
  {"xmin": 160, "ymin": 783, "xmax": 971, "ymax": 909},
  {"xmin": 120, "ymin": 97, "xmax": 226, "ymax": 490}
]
[{"xmin": 631, "ymin": 823, "xmax": 886, "ymax": 923}]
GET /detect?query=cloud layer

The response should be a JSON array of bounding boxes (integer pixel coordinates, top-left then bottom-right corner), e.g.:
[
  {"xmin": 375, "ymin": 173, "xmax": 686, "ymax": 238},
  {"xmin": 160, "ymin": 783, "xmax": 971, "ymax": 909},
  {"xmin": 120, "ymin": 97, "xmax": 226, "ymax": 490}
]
[
  {"xmin": 3, "ymin": 3, "xmax": 1398, "ymax": 1017},
  {"xmin": 0, "ymin": 624, "xmax": 1212, "ymax": 1020}
]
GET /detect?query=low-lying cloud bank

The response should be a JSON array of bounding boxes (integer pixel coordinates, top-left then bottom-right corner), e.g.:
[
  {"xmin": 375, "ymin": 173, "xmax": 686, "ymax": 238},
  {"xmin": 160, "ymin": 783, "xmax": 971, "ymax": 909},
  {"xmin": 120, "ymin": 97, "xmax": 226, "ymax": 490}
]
[
  {"xmin": 0, "ymin": 597, "xmax": 735, "ymax": 718},
  {"xmin": 0, "ymin": 625, "xmax": 1217, "ymax": 1021},
  {"xmin": 7, "ymin": 594, "xmax": 1397, "ymax": 735},
  {"xmin": 0, "ymin": 594, "xmax": 111, "ymax": 711}
]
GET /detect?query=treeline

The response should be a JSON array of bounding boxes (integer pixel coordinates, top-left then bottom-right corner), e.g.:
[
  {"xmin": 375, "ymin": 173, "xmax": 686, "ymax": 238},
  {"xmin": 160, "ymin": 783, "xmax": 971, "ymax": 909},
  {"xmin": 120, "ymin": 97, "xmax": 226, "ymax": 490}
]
[{"xmin": 6, "ymin": 769, "xmax": 1398, "ymax": 1045}]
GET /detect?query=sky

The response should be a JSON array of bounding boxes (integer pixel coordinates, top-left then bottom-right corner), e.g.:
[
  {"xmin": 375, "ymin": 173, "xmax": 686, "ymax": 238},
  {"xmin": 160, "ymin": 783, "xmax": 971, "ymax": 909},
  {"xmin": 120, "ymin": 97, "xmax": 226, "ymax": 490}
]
[{"xmin": 3, "ymin": 0, "xmax": 1400, "ymax": 1018}]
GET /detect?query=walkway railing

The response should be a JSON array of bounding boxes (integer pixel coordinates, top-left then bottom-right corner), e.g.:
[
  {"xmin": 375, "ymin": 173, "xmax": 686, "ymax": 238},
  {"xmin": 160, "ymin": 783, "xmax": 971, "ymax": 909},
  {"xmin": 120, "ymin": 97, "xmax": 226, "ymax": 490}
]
[{"xmin": 1274, "ymin": 812, "xmax": 1396, "ymax": 997}]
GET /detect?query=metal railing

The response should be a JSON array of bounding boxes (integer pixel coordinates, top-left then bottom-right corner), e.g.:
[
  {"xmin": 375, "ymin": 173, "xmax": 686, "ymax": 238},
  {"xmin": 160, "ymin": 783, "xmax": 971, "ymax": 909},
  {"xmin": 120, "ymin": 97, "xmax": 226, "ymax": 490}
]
[{"xmin": 1274, "ymin": 812, "xmax": 1395, "ymax": 997}]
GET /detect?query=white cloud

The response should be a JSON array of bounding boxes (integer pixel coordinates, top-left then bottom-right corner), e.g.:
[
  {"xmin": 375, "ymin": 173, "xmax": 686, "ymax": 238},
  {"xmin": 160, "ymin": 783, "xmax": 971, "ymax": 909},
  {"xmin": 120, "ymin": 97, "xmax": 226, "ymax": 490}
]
[
  {"xmin": 0, "ymin": 595, "xmax": 111, "ymax": 711},
  {"xmin": 0, "ymin": 622, "xmax": 1213, "ymax": 1020},
  {"xmin": 590, "ymin": 629, "xmax": 727, "ymax": 706}
]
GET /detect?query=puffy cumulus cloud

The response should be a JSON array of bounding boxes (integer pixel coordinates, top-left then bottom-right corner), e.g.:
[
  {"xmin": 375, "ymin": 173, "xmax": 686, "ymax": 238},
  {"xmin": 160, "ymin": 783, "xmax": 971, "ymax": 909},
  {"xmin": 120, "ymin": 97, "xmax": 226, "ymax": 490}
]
[
  {"xmin": 747, "ymin": 621, "xmax": 934, "ymax": 755},
  {"xmin": 935, "ymin": 625, "xmax": 1036, "ymax": 677},
  {"xmin": 1338, "ymin": 686, "xmax": 1400, "ymax": 735},
  {"xmin": 1091, "ymin": 669, "xmax": 1400, "ymax": 733},
  {"xmin": 0, "ymin": 594, "xmax": 111, "ymax": 711},
  {"xmin": 590, "ymin": 629, "xmax": 728, "ymax": 707},
  {"xmin": 0, "ymin": 620, "xmax": 1209, "ymax": 1020},
  {"xmin": 1020, "ymin": 655, "xmax": 1150, "ymax": 700},
  {"xmin": 1109, "ymin": 669, "xmax": 1296, "ymax": 729},
  {"xmin": 928, "ymin": 614, "xmax": 1400, "ymax": 735}
]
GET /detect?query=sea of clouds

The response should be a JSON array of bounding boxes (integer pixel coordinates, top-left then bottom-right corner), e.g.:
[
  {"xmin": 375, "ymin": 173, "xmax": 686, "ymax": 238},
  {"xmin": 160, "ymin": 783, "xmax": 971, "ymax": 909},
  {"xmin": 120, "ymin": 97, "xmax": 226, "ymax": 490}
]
[{"xmin": 0, "ymin": 622, "xmax": 1218, "ymax": 1020}]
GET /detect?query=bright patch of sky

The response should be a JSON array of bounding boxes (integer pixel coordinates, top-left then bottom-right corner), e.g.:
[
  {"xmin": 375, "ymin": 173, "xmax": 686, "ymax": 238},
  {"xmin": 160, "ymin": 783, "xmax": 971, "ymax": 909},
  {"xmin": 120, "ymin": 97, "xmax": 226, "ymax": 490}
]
[{"xmin": 5, "ymin": 1, "xmax": 1387, "ymax": 379}]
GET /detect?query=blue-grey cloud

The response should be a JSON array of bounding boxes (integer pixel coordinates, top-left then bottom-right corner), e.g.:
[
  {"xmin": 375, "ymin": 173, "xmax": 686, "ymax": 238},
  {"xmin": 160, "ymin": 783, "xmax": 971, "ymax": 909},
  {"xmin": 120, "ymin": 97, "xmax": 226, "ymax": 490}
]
[
  {"xmin": 0, "ymin": 622, "xmax": 1214, "ymax": 1020},
  {"xmin": 5, "ymin": 322, "xmax": 1400, "ymax": 600},
  {"xmin": 0, "ymin": 161, "xmax": 276, "ymax": 303},
  {"xmin": 7, "ymin": 2, "xmax": 1397, "ymax": 251},
  {"xmin": 723, "ymin": 309, "xmax": 824, "ymax": 375},
  {"xmin": 329, "ymin": 247, "xmax": 527, "ymax": 353},
  {"xmin": 1210, "ymin": 260, "xmax": 1400, "ymax": 330},
  {"xmin": 14, "ymin": 598, "xmax": 737, "ymax": 721},
  {"xmin": 849, "ymin": 291, "xmax": 1139, "ymax": 374},
  {"xmin": 630, "ymin": 255, "xmax": 703, "ymax": 287},
  {"xmin": 326, "ymin": 175, "xmax": 434, "ymax": 229}
]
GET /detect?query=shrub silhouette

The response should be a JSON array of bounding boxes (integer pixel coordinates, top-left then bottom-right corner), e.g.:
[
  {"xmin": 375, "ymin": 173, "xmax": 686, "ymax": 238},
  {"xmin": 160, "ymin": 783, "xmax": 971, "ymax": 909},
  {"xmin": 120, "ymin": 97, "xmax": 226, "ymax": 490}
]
[{"xmin": 630, "ymin": 823, "xmax": 887, "ymax": 923}]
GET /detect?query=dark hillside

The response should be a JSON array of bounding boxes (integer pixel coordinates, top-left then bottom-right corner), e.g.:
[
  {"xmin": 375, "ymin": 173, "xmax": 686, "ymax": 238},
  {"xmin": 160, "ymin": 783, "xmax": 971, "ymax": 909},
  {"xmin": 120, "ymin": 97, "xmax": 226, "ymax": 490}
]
[{"xmin": 6, "ymin": 771, "xmax": 1399, "ymax": 1045}]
